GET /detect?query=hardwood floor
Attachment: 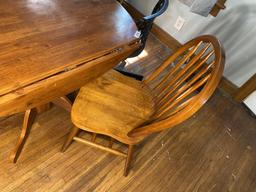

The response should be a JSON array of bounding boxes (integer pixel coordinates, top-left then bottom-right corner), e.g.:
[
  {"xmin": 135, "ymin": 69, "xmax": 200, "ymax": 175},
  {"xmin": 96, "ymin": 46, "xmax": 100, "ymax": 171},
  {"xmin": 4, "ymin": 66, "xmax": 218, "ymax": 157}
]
[{"xmin": 0, "ymin": 34, "xmax": 255, "ymax": 192}]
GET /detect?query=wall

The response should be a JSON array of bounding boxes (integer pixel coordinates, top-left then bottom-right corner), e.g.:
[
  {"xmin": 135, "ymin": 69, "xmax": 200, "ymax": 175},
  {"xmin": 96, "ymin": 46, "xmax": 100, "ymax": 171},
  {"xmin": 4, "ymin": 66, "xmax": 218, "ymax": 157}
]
[
  {"xmin": 127, "ymin": 0, "xmax": 256, "ymax": 87},
  {"xmin": 127, "ymin": 0, "xmax": 256, "ymax": 114}
]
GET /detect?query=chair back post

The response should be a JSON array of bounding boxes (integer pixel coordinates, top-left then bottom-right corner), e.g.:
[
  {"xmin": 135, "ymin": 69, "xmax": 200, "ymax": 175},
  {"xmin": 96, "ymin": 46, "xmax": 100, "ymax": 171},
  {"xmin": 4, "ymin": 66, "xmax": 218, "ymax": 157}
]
[
  {"xmin": 129, "ymin": 0, "xmax": 169, "ymax": 57},
  {"xmin": 128, "ymin": 35, "xmax": 225, "ymax": 138}
]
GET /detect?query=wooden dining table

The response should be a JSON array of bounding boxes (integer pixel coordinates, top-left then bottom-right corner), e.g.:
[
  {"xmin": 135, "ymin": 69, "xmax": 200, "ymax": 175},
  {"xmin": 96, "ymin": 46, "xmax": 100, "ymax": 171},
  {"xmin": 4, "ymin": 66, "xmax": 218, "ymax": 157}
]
[{"xmin": 0, "ymin": 0, "xmax": 139, "ymax": 163}]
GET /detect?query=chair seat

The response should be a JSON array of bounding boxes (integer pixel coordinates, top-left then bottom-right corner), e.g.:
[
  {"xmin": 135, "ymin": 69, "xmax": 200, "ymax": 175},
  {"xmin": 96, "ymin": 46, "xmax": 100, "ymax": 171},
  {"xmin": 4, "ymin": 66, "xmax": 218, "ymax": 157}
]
[{"xmin": 71, "ymin": 70, "xmax": 156, "ymax": 144}]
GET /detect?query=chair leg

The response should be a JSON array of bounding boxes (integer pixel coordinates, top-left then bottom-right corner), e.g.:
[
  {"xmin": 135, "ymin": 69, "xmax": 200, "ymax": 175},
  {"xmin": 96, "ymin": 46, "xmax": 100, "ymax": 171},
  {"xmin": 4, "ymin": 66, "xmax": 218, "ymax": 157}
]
[
  {"xmin": 62, "ymin": 126, "xmax": 79, "ymax": 152},
  {"xmin": 10, "ymin": 108, "xmax": 37, "ymax": 163},
  {"xmin": 124, "ymin": 145, "xmax": 134, "ymax": 176},
  {"xmin": 36, "ymin": 103, "xmax": 51, "ymax": 114}
]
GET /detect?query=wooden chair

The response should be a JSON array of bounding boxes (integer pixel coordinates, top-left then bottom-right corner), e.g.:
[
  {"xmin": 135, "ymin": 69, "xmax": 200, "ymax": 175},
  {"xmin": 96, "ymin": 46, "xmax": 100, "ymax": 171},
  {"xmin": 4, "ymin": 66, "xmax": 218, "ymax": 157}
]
[{"xmin": 62, "ymin": 35, "xmax": 225, "ymax": 176}]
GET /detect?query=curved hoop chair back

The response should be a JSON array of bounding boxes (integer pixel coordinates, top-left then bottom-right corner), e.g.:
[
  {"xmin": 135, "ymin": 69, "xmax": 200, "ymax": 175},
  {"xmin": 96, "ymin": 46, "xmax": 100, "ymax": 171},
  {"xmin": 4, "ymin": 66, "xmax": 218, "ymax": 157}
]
[
  {"xmin": 129, "ymin": 35, "xmax": 225, "ymax": 137},
  {"xmin": 129, "ymin": 0, "xmax": 169, "ymax": 57}
]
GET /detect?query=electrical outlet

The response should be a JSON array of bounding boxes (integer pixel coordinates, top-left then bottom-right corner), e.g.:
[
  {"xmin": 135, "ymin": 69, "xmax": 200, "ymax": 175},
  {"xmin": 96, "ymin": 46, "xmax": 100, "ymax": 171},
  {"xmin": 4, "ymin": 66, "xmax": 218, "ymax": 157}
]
[{"xmin": 174, "ymin": 16, "xmax": 185, "ymax": 31}]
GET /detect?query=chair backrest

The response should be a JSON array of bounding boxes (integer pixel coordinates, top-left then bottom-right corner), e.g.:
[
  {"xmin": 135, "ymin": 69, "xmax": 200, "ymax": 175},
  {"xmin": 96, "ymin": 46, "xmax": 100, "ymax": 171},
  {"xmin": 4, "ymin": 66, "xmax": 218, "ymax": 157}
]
[
  {"xmin": 128, "ymin": 35, "xmax": 225, "ymax": 137},
  {"xmin": 129, "ymin": 0, "xmax": 169, "ymax": 57}
]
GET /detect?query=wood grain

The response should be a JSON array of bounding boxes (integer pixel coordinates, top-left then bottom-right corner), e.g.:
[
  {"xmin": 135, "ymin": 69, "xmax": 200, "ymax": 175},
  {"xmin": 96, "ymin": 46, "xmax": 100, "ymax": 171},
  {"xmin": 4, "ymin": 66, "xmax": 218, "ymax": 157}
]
[
  {"xmin": 0, "ymin": 43, "xmax": 139, "ymax": 117},
  {"xmin": 0, "ymin": 0, "xmax": 139, "ymax": 164},
  {"xmin": 0, "ymin": 34, "xmax": 255, "ymax": 191},
  {"xmin": 235, "ymin": 74, "xmax": 256, "ymax": 102},
  {"xmin": 10, "ymin": 108, "xmax": 37, "ymax": 163},
  {"xmin": 129, "ymin": 35, "xmax": 225, "ymax": 137},
  {"xmin": 219, "ymin": 76, "xmax": 238, "ymax": 97},
  {"xmin": 120, "ymin": 1, "xmax": 182, "ymax": 51},
  {"xmin": 52, "ymin": 96, "xmax": 73, "ymax": 113},
  {"xmin": 121, "ymin": 1, "xmax": 239, "ymax": 100},
  {"xmin": 0, "ymin": 0, "xmax": 138, "ymax": 97},
  {"xmin": 71, "ymin": 70, "xmax": 155, "ymax": 144},
  {"xmin": 64, "ymin": 35, "xmax": 225, "ymax": 176},
  {"xmin": 210, "ymin": 0, "xmax": 227, "ymax": 17}
]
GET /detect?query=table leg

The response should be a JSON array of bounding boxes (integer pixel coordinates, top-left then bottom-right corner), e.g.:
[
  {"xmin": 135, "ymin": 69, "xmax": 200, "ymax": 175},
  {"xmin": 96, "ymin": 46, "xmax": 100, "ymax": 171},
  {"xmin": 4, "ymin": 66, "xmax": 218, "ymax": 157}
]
[
  {"xmin": 36, "ymin": 95, "xmax": 73, "ymax": 114},
  {"xmin": 10, "ymin": 96, "xmax": 72, "ymax": 163},
  {"xmin": 36, "ymin": 103, "xmax": 51, "ymax": 114},
  {"xmin": 52, "ymin": 96, "xmax": 73, "ymax": 112},
  {"xmin": 10, "ymin": 108, "xmax": 37, "ymax": 163}
]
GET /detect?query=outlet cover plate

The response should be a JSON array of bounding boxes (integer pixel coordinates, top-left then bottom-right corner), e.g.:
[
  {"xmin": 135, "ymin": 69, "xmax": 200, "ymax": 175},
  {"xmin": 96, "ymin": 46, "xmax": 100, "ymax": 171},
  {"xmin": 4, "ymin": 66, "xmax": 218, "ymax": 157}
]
[{"xmin": 175, "ymin": 16, "xmax": 185, "ymax": 31}]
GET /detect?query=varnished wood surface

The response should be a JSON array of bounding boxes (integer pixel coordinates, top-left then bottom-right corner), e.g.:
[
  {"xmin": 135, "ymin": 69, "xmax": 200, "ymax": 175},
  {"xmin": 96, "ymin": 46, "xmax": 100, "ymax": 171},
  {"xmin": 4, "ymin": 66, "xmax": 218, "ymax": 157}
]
[
  {"xmin": 210, "ymin": 0, "xmax": 227, "ymax": 17},
  {"xmin": 0, "ymin": 0, "xmax": 137, "ymax": 97},
  {"xmin": 0, "ymin": 35, "xmax": 255, "ymax": 192},
  {"xmin": 65, "ymin": 35, "xmax": 224, "ymax": 176},
  {"xmin": 10, "ymin": 108, "xmax": 37, "ymax": 163},
  {"xmin": 129, "ymin": 35, "xmax": 225, "ymax": 137},
  {"xmin": 122, "ymin": 1, "xmax": 239, "ymax": 100},
  {"xmin": 68, "ymin": 68, "xmax": 156, "ymax": 175},
  {"xmin": 121, "ymin": 1, "xmax": 182, "ymax": 51},
  {"xmin": 219, "ymin": 77, "xmax": 238, "ymax": 97},
  {"xmin": 0, "ymin": 86, "xmax": 255, "ymax": 191},
  {"xmin": 235, "ymin": 74, "xmax": 256, "ymax": 102},
  {"xmin": 0, "ymin": 43, "xmax": 139, "ymax": 117},
  {"xmin": 10, "ymin": 96, "xmax": 73, "ymax": 163},
  {"xmin": 0, "ymin": 0, "xmax": 139, "ymax": 163},
  {"xmin": 71, "ymin": 70, "xmax": 155, "ymax": 144}
]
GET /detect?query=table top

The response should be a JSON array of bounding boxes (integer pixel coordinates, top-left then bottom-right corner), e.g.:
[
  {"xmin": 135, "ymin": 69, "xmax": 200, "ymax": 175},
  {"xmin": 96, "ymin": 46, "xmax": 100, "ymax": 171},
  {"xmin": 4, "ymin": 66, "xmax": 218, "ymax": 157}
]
[{"xmin": 0, "ymin": 0, "xmax": 137, "ymax": 96}]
